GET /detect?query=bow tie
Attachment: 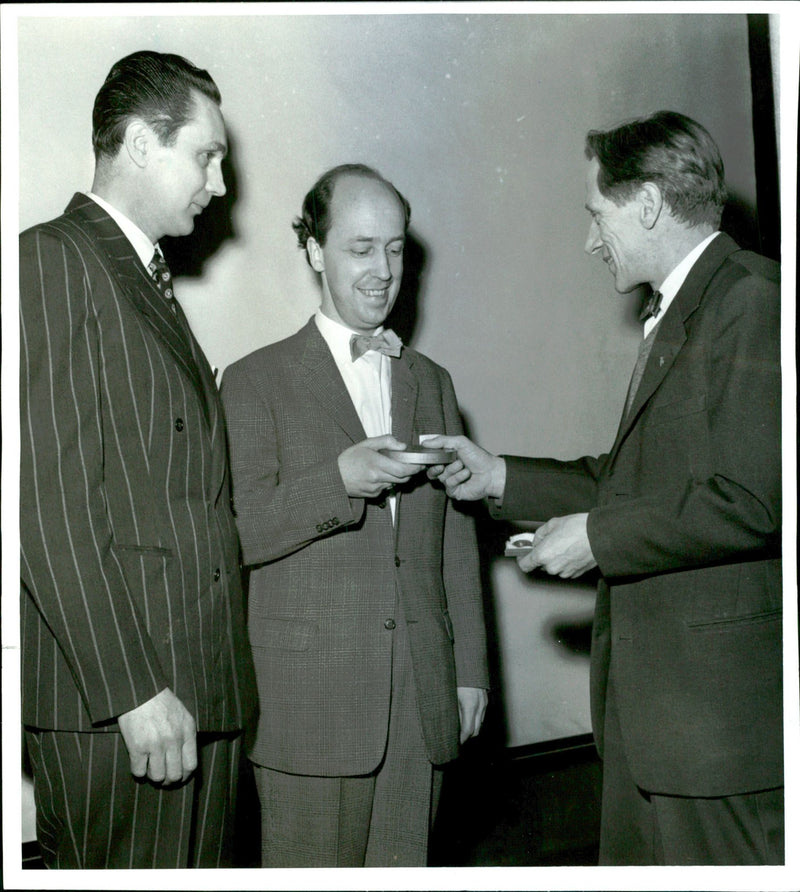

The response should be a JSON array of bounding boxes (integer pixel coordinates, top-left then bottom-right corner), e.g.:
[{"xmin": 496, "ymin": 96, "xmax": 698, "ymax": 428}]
[
  {"xmin": 639, "ymin": 290, "xmax": 663, "ymax": 323},
  {"xmin": 350, "ymin": 329, "xmax": 403, "ymax": 362}
]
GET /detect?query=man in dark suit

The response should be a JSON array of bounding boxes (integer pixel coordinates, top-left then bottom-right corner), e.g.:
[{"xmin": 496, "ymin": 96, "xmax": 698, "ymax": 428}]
[
  {"xmin": 427, "ymin": 111, "xmax": 782, "ymax": 865},
  {"xmin": 221, "ymin": 164, "xmax": 489, "ymax": 867},
  {"xmin": 19, "ymin": 50, "xmax": 255, "ymax": 868}
]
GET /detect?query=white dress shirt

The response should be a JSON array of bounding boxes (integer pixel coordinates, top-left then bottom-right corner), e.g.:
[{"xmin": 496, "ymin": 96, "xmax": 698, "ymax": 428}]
[
  {"xmin": 85, "ymin": 192, "xmax": 160, "ymax": 271},
  {"xmin": 315, "ymin": 311, "xmax": 396, "ymax": 520},
  {"xmin": 644, "ymin": 231, "xmax": 720, "ymax": 337}
]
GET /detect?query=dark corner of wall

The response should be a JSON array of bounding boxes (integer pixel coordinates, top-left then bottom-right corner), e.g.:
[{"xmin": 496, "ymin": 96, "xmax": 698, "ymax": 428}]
[{"xmin": 746, "ymin": 14, "xmax": 781, "ymax": 262}]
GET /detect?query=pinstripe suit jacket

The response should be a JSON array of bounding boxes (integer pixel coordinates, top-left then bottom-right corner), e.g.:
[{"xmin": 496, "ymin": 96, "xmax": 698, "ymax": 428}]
[
  {"xmin": 221, "ymin": 320, "xmax": 489, "ymax": 775},
  {"xmin": 20, "ymin": 194, "xmax": 256, "ymax": 733}
]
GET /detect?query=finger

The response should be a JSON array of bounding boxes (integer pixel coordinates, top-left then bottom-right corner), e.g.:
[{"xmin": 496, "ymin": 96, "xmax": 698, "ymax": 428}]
[
  {"xmin": 517, "ymin": 549, "xmax": 542, "ymax": 573},
  {"xmin": 163, "ymin": 742, "xmax": 184, "ymax": 785},
  {"xmin": 128, "ymin": 750, "xmax": 148, "ymax": 778},
  {"xmin": 182, "ymin": 732, "xmax": 198, "ymax": 779},
  {"xmin": 460, "ymin": 713, "xmax": 478, "ymax": 743},
  {"xmin": 369, "ymin": 435, "xmax": 407, "ymax": 451},
  {"xmin": 441, "ymin": 465, "xmax": 469, "ymax": 487},
  {"xmin": 424, "ymin": 435, "xmax": 461, "ymax": 450},
  {"xmin": 146, "ymin": 749, "xmax": 167, "ymax": 784}
]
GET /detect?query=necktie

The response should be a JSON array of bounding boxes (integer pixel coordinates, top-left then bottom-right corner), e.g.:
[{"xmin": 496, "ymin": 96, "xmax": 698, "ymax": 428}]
[
  {"xmin": 638, "ymin": 290, "xmax": 663, "ymax": 323},
  {"xmin": 624, "ymin": 323, "xmax": 660, "ymax": 417},
  {"xmin": 350, "ymin": 329, "xmax": 403, "ymax": 362},
  {"xmin": 148, "ymin": 250, "xmax": 177, "ymax": 314}
]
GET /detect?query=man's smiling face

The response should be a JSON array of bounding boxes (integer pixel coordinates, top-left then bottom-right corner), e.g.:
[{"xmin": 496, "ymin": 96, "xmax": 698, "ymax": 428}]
[
  {"xmin": 310, "ymin": 174, "xmax": 405, "ymax": 333},
  {"xmin": 584, "ymin": 157, "xmax": 650, "ymax": 294}
]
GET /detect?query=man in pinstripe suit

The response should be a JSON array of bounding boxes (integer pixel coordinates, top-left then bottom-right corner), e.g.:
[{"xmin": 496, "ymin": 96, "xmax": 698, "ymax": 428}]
[
  {"xmin": 19, "ymin": 51, "xmax": 256, "ymax": 868},
  {"xmin": 221, "ymin": 165, "xmax": 489, "ymax": 867}
]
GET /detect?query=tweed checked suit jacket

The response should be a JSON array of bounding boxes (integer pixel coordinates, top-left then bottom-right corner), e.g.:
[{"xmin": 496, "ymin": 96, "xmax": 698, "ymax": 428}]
[
  {"xmin": 20, "ymin": 194, "xmax": 256, "ymax": 733},
  {"xmin": 494, "ymin": 234, "xmax": 782, "ymax": 798},
  {"xmin": 221, "ymin": 319, "xmax": 489, "ymax": 776}
]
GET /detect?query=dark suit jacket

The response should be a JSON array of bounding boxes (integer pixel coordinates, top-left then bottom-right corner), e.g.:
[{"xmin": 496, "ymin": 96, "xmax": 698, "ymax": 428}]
[
  {"xmin": 20, "ymin": 194, "xmax": 256, "ymax": 733},
  {"xmin": 221, "ymin": 319, "xmax": 489, "ymax": 775},
  {"xmin": 494, "ymin": 234, "xmax": 782, "ymax": 798}
]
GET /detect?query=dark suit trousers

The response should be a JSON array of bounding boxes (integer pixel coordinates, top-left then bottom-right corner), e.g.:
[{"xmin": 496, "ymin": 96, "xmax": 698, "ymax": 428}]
[
  {"xmin": 253, "ymin": 599, "xmax": 443, "ymax": 867},
  {"xmin": 26, "ymin": 728, "xmax": 243, "ymax": 868},
  {"xmin": 599, "ymin": 682, "xmax": 784, "ymax": 865}
]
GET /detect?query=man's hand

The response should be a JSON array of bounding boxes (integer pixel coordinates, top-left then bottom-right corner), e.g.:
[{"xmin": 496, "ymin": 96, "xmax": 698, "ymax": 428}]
[
  {"xmin": 117, "ymin": 688, "xmax": 197, "ymax": 785},
  {"xmin": 337, "ymin": 435, "xmax": 422, "ymax": 498},
  {"xmin": 518, "ymin": 513, "xmax": 597, "ymax": 578},
  {"xmin": 457, "ymin": 686, "xmax": 489, "ymax": 743},
  {"xmin": 424, "ymin": 435, "xmax": 506, "ymax": 501}
]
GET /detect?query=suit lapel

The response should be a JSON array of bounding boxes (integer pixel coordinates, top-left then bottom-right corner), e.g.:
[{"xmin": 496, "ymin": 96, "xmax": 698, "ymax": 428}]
[
  {"xmin": 67, "ymin": 195, "xmax": 211, "ymax": 425},
  {"xmin": 298, "ymin": 320, "xmax": 367, "ymax": 443},
  {"xmin": 390, "ymin": 352, "xmax": 419, "ymax": 447},
  {"xmin": 389, "ymin": 352, "xmax": 419, "ymax": 540},
  {"xmin": 608, "ymin": 233, "xmax": 740, "ymax": 460}
]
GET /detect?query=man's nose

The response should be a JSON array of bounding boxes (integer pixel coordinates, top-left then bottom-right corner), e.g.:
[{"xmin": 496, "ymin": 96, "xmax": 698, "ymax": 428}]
[
  {"xmin": 206, "ymin": 161, "xmax": 226, "ymax": 198},
  {"xmin": 372, "ymin": 250, "xmax": 392, "ymax": 280},
  {"xmin": 585, "ymin": 219, "xmax": 602, "ymax": 256}
]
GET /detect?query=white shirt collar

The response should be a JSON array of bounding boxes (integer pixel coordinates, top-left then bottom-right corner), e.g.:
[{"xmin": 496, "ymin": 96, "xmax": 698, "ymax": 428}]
[
  {"xmin": 85, "ymin": 192, "xmax": 159, "ymax": 270},
  {"xmin": 314, "ymin": 310, "xmax": 384, "ymax": 364},
  {"xmin": 644, "ymin": 231, "xmax": 720, "ymax": 336}
]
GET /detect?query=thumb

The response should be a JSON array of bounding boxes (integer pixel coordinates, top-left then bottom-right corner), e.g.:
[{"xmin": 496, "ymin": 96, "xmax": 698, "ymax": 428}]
[{"xmin": 365, "ymin": 435, "xmax": 407, "ymax": 451}]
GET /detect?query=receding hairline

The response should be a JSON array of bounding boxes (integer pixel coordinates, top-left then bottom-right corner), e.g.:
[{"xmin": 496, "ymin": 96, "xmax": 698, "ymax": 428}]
[{"xmin": 326, "ymin": 172, "xmax": 408, "ymax": 226}]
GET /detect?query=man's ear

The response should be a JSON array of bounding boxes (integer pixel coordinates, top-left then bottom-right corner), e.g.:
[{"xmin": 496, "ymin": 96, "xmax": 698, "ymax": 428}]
[
  {"xmin": 307, "ymin": 237, "xmax": 325, "ymax": 273},
  {"xmin": 123, "ymin": 119, "xmax": 152, "ymax": 169},
  {"xmin": 638, "ymin": 182, "xmax": 663, "ymax": 230}
]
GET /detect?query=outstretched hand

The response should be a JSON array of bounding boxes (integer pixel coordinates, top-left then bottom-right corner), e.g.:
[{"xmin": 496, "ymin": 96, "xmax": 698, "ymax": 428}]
[
  {"xmin": 338, "ymin": 435, "xmax": 423, "ymax": 499},
  {"xmin": 424, "ymin": 435, "xmax": 506, "ymax": 501}
]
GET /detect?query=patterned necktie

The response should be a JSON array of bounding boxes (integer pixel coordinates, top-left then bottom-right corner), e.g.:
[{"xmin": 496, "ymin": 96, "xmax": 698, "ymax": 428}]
[
  {"xmin": 349, "ymin": 329, "xmax": 403, "ymax": 362},
  {"xmin": 638, "ymin": 289, "xmax": 663, "ymax": 323},
  {"xmin": 624, "ymin": 323, "xmax": 660, "ymax": 418},
  {"xmin": 148, "ymin": 250, "xmax": 177, "ymax": 314}
]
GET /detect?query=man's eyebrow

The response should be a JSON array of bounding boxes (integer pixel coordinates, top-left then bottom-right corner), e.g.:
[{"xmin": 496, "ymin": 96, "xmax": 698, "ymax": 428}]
[
  {"xmin": 347, "ymin": 234, "xmax": 405, "ymax": 244},
  {"xmin": 206, "ymin": 140, "xmax": 228, "ymax": 157}
]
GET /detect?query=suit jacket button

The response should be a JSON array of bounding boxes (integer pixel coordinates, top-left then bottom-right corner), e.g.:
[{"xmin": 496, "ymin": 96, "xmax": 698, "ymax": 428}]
[
  {"xmin": 394, "ymin": 556, "xmax": 401, "ymax": 567},
  {"xmin": 175, "ymin": 418, "xmax": 184, "ymax": 431},
  {"xmin": 384, "ymin": 619, "xmax": 396, "ymax": 630},
  {"xmin": 213, "ymin": 568, "xmax": 221, "ymax": 582}
]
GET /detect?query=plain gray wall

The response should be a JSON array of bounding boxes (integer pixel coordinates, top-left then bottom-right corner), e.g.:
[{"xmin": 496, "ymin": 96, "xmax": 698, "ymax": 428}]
[{"xmin": 17, "ymin": 11, "xmax": 760, "ymax": 746}]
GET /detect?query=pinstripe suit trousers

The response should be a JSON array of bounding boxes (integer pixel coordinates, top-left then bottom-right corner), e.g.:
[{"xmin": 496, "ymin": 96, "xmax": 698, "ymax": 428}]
[{"xmin": 25, "ymin": 729, "xmax": 243, "ymax": 869}]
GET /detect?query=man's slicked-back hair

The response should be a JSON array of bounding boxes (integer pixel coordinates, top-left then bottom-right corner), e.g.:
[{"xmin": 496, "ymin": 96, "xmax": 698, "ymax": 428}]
[
  {"xmin": 585, "ymin": 110, "xmax": 726, "ymax": 228},
  {"xmin": 92, "ymin": 50, "xmax": 221, "ymax": 161},
  {"xmin": 292, "ymin": 163, "xmax": 411, "ymax": 261}
]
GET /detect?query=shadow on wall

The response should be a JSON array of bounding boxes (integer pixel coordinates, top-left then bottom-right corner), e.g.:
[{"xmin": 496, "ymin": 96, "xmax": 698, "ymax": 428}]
[
  {"xmin": 723, "ymin": 188, "xmax": 763, "ymax": 255},
  {"xmin": 162, "ymin": 133, "xmax": 241, "ymax": 277},
  {"xmin": 388, "ymin": 230, "xmax": 428, "ymax": 346}
]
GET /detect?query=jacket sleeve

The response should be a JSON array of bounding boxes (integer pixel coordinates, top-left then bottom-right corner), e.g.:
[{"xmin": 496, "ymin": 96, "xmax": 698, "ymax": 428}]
[
  {"xmin": 492, "ymin": 453, "xmax": 607, "ymax": 520},
  {"xmin": 492, "ymin": 266, "xmax": 780, "ymax": 581},
  {"xmin": 220, "ymin": 360, "xmax": 364, "ymax": 566},
  {"xmin": 20, "ymin": 227, "xmax": 168, "ymax": 725},
  {"xmin": 438, "ymin": 367, "xmax": 490, "ymax": 689},
  {"xmin": 587, "ymin": 270, "xmax": 781, "ymax": 579}
]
